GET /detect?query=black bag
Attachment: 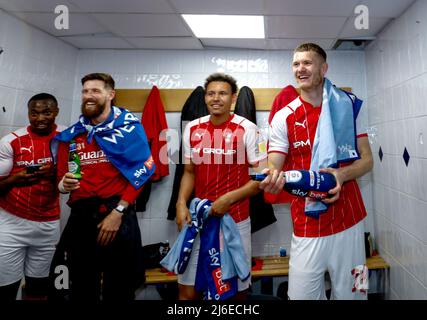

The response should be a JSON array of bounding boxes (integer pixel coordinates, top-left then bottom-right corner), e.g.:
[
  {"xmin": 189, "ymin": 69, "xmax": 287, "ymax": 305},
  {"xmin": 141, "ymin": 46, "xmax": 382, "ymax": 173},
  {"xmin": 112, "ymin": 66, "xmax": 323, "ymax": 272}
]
[{"xmin": 142, "ymin": 242, "xmax": 170, "ymax": 269}]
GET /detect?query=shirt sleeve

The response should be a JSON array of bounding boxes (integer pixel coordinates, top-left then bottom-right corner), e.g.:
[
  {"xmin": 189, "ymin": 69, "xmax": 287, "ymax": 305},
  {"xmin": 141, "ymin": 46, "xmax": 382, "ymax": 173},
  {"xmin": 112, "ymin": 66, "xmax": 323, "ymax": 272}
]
[
  {"xmin": 268, "ymin": 108, "xmax": 290, "ymax": 155},
  {"xmin": 356, "ymin": 103, "xmax": 368, "ymax": 137},
  {"xmin": 121, "ymin": 182, "xmax": 144, "ymax": 204},
  {"xmin": 183, "ymin": 121, "xmax": 191, "ymax": 161},
  {"xmin": 0, "ymin": 135, "xmax": 14, "ymax": 177},
  {"xmin": 244, "ymin": 123, "xmax": 267, "ymax": 165}
]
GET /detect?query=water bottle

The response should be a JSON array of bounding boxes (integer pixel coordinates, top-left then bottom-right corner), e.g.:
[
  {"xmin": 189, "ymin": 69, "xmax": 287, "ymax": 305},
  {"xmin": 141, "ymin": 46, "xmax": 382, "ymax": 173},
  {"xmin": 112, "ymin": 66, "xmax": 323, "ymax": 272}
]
[
  {"xmin": 283, "ymin": 170, "xmax": 336, "ymax": 200},
  {"xmin": 251, "ymin": 169, "xmax": 336, "ymax": 200},
  {"xmin": 279, "ymin": 247, "xmax": 287, "ymax": 257}
]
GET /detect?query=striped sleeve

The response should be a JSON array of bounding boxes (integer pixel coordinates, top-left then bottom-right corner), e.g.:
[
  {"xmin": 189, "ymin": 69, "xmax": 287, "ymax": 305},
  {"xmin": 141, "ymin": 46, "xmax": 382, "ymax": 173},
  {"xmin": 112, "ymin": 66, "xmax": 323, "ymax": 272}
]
[
  {"xmin": 0, "ymin": 134, "xmax": 14, "ymax": 177},
  {"xmin": 244, "ymin": 122, "xmax": 267, "ymax": 165},
  {"xmin": 356, "ymin": 102, "xmax": 368, "ymax": 137},
  {"xmin": 182, "ymin": 121, "xmax": 192, "ymax": 161},
  {"xmin": 268, "ymin": 107, "xmax": 290, "ymax": 154}
]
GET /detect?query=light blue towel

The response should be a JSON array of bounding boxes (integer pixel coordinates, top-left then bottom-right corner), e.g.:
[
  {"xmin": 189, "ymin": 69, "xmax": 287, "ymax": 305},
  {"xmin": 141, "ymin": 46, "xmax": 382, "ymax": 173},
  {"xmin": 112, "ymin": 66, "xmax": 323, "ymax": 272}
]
[
  {"xmin": 306, "ymin": 78, "xmax": 363, "ymax": 217},
  {"xmin": 160, "ymin": 198, "xmax": 250, "ymax": 282}
]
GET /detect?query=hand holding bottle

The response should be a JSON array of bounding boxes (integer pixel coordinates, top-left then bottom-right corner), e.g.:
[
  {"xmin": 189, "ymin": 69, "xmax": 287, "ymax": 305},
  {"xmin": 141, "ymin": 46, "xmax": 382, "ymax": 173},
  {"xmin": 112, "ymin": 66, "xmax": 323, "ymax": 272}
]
[
  {"xmin": 58, "ymin": 140, "xmax": 83, "ymax": 193},
  {"xmin": 68, "ymin": 140, "xmax": 82, "ymax": 179},
  {"xmin": 255, "ymin": 169, "xmax": 337, "ymax": 200}
]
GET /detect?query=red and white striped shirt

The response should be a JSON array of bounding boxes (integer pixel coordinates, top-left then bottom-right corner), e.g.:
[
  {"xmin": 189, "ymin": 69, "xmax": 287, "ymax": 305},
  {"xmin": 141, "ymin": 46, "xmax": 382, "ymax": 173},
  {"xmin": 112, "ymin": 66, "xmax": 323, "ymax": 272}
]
[
  {"xmin": 0, "ymin": 125, "xmax": 65, "ymax": 222},
  {"xmin": 184, "ymin": 114, "xmax": 267, "ymax": 223},
  {"xmin": 269, "ymin": 96, "xmax": 368, "ymax": 237}
]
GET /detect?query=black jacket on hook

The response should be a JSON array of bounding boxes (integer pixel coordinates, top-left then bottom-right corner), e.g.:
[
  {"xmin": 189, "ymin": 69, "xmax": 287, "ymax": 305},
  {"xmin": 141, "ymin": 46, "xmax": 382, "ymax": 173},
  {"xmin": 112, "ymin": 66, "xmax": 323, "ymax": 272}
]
[
  {"xmin": 167, "ymin": 86, "xmax": 209, "ymax": 220},
  {"xmin": 234, "ymin": 86, "xmax": 277, "ymax": 233}
]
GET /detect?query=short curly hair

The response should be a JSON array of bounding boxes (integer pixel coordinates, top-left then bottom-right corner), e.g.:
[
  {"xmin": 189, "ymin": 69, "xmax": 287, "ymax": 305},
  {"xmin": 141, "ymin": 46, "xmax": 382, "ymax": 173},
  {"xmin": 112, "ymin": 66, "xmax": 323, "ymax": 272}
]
[
  {"xmin": 27, "ymin": 93, "xmax": 58, "ymax": 108},
  {"xmin": 204, "ymin": 73, "xmax": 238, "ymax": 94}
]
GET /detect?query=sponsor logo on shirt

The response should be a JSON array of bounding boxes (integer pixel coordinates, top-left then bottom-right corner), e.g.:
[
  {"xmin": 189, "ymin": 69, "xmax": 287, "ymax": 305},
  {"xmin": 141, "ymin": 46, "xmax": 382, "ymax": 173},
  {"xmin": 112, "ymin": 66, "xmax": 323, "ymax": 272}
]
[
  {"xmin": 295, "ymin": 120, "xmax": 307, "ymax": 129},
  {"xmin": 194, "ymin": 132, "xmax": 204, "ymax": 140},
  {"xmin": 293, "ymin": 139, "xmax": 310, "ymax": 149},
  {"xmin": 191, "ymin": 147, "xmax": 236, "ymax": 155},
  {"xmin": 78, "ymin": 150, "xmax": 110, "ymax": 165},
  {"xmin": 20, "ymin": 146, "xmax": 33, "ymax": 153},
  {"xmin": 79, "ymin": 150, "xmax": 106, "ymax": 161},
  {"xmin": 16, "ymin": 157, "xmax": 52, "ymax": 166}
]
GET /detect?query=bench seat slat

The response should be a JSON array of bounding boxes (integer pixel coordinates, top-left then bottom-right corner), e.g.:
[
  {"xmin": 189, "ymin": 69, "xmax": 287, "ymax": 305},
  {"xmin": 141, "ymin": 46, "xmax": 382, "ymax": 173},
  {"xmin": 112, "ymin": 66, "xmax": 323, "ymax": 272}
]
[{"xmin": 144, "ymin": 255, "xmax": 389, "ymax": 285}]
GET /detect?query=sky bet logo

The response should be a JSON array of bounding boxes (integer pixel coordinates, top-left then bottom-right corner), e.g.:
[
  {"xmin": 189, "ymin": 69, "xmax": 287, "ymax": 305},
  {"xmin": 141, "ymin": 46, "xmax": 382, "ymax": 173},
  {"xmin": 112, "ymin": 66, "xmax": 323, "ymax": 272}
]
[
  {"xmin": 291, "ymin": 189, "xmax": 308, "ymax": 197},
  {"xmin": 209, "ymin": 248, "xmax": 231, "ymax": 299},
  {"xmin": 134, "ymin": 166, "xmax": 147, "ymax": 178}
]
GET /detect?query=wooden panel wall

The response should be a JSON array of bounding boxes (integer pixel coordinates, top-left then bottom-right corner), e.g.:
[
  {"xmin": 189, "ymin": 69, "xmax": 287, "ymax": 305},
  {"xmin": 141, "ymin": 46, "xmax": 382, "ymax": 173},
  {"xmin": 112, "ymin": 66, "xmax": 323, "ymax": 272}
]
[{"xmin": 115, "ymin": 87, "xmax": 352, "ymax": 113}]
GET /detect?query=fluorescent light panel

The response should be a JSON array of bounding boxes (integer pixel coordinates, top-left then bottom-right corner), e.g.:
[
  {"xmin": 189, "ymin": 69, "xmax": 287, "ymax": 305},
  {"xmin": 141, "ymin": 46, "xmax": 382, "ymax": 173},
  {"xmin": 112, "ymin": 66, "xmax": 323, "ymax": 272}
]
[{"xmin": 182, "ymin": 14, "xmax": 265, "ymax": 39}]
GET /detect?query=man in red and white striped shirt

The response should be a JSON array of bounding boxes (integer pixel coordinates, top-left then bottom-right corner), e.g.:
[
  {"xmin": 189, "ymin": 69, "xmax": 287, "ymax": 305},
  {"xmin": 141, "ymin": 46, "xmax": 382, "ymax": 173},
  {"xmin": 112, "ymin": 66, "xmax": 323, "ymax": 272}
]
[
  {"xmin": 176, "ymin": 73, "xmax": 267, "ymax": 300},
  {"xmin": 261, "ymin": 43, "xmax": 373, "ymax": 300},
  {"xmin": 0, "ymin": 93, "xmax": 63, "ymax": 301}
]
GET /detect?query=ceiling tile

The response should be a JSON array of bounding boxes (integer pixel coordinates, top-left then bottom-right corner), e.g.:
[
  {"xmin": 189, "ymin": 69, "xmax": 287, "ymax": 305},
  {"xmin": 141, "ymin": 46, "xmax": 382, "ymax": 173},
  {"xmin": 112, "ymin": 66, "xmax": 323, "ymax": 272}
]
[
  {"xmin": 201, "ymin": 38, "xmax": 268, "ymax": 50},
  {"xmin": 58, "ymin": 35, "xmax": 134, "ymax": 49},
  {"xmin": 267, "ymin": 38, "xmax": 336, "ymax": 50},
  {"xmin": 267, "ymin": 16, "xmax": 347, "ymax": 38},
  {"xmin": 360, "ymin": 0, "xmax": 415, "ymax": 18},
  {"xmin": 170, "ymin": 0, "xmax": 264, "ymax": 14},
  {"xmin": 70, "ymin": 0, "xmax": 174, "ymax": 13},
  {"xmin": 264, "ymin": 0, "xmax": 359, "ymax": 16},
  {"xmin": 0, "ymin": 0, "xmax": 416, "ymax": 50},
  {"xmin": 126, "ymin": 37, "xmax": 203, "ymax": 49},
  {"xmin": 10, "ymin": 12, "xmax": 109, "ymax": 36},
  {"xmin": 92, "ymin": 13, "xmax": 192, "ymax": 37},
  {"xmin": 339, "ymin": 17, "xmax": 390, "ymax": 38},
  {"xmin": 0, "ymin": 0, "xmax": 78, "ymax": 12}
]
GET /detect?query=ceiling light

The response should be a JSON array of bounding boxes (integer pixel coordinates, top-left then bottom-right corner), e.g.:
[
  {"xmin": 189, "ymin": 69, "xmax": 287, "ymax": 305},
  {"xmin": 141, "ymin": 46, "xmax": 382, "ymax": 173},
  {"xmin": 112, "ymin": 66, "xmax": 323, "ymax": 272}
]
[{"xmin": 182, "ymin": 14, "xmax": 265, "ymax": 39}]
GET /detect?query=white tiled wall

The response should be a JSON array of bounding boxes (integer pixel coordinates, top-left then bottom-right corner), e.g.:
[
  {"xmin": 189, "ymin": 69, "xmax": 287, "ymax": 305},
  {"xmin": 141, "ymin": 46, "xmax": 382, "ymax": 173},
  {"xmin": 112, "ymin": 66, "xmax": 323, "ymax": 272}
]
[
  {"xmin": 0, "ymin": 9, "xmax": 78, "ymax": 137},
  {"xmin": 0, "ymin": 9, "xmax": 78, "ymax": 223},
  {"xmin": 365, "ymin": 0, "xmax": 427, "ymax": 299},
  {"xmin": 74, "ymin": 48, "xmax": 371, "ymax": 257}
]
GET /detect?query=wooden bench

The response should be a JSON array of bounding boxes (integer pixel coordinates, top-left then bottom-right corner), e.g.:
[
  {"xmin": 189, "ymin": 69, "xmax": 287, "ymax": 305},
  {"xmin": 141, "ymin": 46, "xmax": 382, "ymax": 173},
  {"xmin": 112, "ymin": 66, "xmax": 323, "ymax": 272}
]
[{"xmin": 145, "ymin": 255, "xmax": 390, "ymax": 285}]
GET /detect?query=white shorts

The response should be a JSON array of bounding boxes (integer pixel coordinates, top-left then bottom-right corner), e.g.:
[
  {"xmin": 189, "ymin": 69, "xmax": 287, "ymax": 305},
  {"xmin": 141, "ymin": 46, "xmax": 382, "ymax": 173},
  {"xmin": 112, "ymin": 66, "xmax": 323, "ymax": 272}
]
[
  {"xmin": 178, "ymin": 218, "xmax": 252, "ymax": 292},
  {"xmin": 288, "ymin": 220, "xmax": 366, "ymax": 300},
  {"xmin": 0, "ymin": 208, "xmax": 60, "ymax": 286}
]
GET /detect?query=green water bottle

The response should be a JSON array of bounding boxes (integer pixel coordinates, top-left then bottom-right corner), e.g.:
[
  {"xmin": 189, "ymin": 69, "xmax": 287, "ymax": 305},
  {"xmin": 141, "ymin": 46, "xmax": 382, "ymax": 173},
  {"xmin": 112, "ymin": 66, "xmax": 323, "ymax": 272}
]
[{"xmin": 68, "ymin": 140, "xmax": 82, "ymax": 179}]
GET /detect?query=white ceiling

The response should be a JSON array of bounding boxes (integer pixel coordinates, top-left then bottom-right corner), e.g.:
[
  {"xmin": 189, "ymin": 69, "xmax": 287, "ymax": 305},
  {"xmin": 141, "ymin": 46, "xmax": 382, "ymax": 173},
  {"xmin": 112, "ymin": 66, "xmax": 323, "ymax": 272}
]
[{"xmin": 0, "ymin": 0, "xmax": 415, "ymax": 50}]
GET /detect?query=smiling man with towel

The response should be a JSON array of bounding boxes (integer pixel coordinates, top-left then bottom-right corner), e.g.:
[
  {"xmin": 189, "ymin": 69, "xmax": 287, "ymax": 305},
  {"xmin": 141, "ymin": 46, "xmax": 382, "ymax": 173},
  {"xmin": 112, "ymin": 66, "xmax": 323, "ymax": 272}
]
[{"xmin": 260, "ymin": 43, "xmax": 373, "ymax": 300}]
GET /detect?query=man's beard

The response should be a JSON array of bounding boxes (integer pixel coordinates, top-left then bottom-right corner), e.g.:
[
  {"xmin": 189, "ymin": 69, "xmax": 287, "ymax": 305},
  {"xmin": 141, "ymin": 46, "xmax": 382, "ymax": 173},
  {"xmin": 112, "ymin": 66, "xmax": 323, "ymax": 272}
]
[{"xmin": 81, "ymin": 99, "xmax": 106, "ymax": 119}]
